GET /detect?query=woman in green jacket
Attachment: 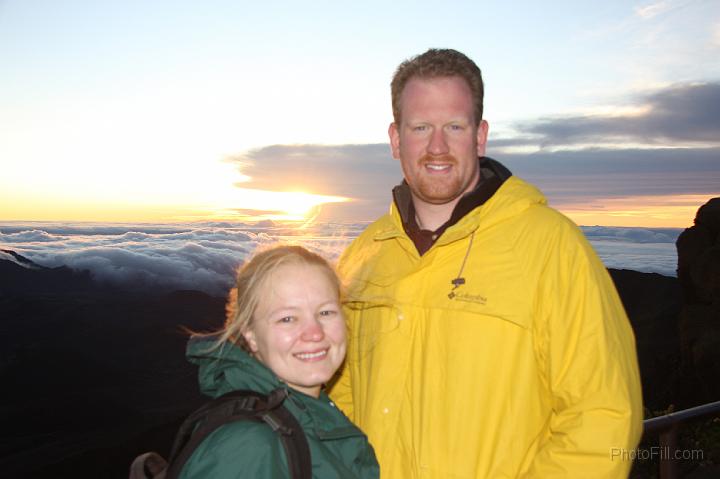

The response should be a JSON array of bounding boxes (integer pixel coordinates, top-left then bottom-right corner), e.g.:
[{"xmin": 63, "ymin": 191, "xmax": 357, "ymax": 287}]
[{"xmin": 179, "ymin": 245, "xmax": 379, "ymax": 479}]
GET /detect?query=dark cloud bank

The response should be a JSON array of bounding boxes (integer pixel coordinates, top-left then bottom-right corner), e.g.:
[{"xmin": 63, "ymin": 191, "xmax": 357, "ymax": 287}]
[
  {"xmin": 515, "ymin": 82, "xmax": 720, "ymax": 147},
  {"xmin": 231, "ymin": 82, "xmax": 719, "ymax": 220},
  {"xmin": 231, "ymin": 143, "xmax": 402, "ymax": 221}
]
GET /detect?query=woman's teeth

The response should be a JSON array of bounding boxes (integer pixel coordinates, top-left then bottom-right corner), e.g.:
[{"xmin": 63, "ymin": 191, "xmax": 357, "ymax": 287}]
[{"xmin": 295, "ymin": 350, "xmax": 328, "ymax": 360}]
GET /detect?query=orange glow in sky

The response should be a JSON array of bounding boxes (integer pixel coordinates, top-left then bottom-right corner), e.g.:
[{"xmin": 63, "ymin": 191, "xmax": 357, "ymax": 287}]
[
  {"xmin": 0, "ymin": 187, "xmax": 351, "ymax": 224},
  {"xmin": 3, "ymin": 190, "xmax": 711, "ymax": 228},
  {"xmin": 558, "ymin": 194, "xmax": 715, "ymax": 228}
]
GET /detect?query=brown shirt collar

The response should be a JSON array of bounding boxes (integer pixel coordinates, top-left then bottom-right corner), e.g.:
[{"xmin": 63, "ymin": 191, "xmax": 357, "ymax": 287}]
[{"xmin": 392, "ymin": 157, "xmax": 512, "ymax": 256}]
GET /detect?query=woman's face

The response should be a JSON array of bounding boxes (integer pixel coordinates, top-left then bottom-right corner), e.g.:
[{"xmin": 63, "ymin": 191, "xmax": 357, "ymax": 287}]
[{"xmin": 242, "ymin": 262, "xmax": 347, "ymax": 397}]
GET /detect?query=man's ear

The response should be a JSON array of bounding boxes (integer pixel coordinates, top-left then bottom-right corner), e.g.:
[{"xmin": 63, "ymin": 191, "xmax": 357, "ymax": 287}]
[
  {"xmin": 476, "ymin": 119, "xmax": 489, "ymax": 157},
  {"xmin": 388, "ymin": 122, "xmax": 401, "ymax": 160}
]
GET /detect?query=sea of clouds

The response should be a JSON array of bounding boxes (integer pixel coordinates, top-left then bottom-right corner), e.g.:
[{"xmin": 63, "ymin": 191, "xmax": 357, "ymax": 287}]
[
  {"xmin": 0, "ymin": 222, "xmax": 363, "ymax": 295},
  {"xmin": 580, "ymin": 226, "xmax": 681, "ymax": 276},
  {"xmin": 0, "ymin": 222, "xmax": 682, "ymax": 296}
]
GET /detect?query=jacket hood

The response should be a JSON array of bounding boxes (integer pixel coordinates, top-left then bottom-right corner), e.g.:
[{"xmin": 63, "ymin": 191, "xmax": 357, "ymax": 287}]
[
  {"xmin": 461, "ymin": 174, "xmax": 547, "ymax": 233},
  {"xmin": 183, "ymin": 337, "xmax": 380, "ymax": 478},
  {"xmin": 186, "ymin": 335, "xmax": 284, "ymax": 399},
  {"xmin": 186, "ymin": 335, "xmax": 366, "ymax": 441}
]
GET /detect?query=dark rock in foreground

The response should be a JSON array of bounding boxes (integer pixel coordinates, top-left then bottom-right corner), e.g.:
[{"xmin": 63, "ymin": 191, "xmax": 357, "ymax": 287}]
[
  {"xmin": 0, "ymin": 258, "xmax": 227, "ymax": 478},
  {"xmin": 609, "ymin": 269, "xmax": 684, "ymax": 410},
  {"xmin": 676, "ymin": 197, "xmax": 720, "ymax": 405}
]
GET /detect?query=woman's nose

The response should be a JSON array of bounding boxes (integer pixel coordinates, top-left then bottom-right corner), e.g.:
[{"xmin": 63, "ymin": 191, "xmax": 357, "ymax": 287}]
[{"xmin": 300, "ymin": 317, "xmax": 325, "ymax": 342}]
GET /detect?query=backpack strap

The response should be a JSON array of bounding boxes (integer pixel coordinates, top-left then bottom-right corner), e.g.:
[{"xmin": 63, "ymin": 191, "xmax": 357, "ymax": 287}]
[{"xmin": 164, "ymin": 388, "xmax": 311, "ymax": 479}]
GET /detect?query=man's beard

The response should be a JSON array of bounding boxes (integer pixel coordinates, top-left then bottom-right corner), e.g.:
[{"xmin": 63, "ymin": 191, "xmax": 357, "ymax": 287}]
[{"xmin": 411, "ymin": 154, "xmax": 468, "ymax": 205}]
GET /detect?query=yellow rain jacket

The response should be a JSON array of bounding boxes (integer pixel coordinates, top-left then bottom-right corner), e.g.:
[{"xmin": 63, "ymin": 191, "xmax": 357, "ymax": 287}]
[{"xmin": 330, "ymin": 174, "xmax": 643, "ymax": 478}]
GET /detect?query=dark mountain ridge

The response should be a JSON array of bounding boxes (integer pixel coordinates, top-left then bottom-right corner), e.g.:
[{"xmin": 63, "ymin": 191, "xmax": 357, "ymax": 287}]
[
  {"xmin": 1, "ymin": 248, "xmax": 97, "ymax": 295},
  {"xmin": 0, "ymin": 248, "xmax": 42, "ymax": 267},
  {"xmin": 1, "ymin": 252, "xmax": 226, "ymax": 477}
]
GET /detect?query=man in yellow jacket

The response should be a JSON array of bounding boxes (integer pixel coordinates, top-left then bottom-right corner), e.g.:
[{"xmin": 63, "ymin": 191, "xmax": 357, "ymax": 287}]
[{"xmin": 329, "ymin": 48, "xmax": 643, "ymax": 478}]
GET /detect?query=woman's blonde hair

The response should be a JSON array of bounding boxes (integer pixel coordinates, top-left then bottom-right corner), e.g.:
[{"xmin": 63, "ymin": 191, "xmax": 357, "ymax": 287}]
[{"xmin": 216, "ymin": 245, "xmax": 341, "ymax": 351}]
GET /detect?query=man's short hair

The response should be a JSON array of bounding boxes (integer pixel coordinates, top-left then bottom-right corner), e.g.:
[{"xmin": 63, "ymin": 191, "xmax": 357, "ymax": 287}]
[{"xmin": 391, "ymin": 48, "xmax": 484, "ymax": 126}]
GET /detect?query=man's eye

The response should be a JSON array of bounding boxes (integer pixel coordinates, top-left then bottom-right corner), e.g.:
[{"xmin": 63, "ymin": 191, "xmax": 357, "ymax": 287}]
[
  {"xmin": 412, "ymin": 125, "xmax": 427, "ymax": 132},
  {"xmin": 448, "ymin": 124, "xmax": 463, "ymax": 131}
]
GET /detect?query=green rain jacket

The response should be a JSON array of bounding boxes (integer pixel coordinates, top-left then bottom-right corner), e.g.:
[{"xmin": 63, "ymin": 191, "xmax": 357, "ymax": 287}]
[{"xmin": 179, "ymin": 337, "xmax": 379, "ymax": 479}]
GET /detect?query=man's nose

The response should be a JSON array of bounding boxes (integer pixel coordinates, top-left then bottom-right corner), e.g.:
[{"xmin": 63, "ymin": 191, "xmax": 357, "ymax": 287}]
[
  {"xmin": 427, "ymin": 128, "xmax": 449, "ymax": 156},
  {"xmin": 300, "ymin": 317, "xmax": 325, "ymax": 342}
]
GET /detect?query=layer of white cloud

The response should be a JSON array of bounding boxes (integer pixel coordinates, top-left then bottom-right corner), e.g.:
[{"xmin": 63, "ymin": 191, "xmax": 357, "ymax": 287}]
[
  {"xmin": 581, "ymin": 226, "xmax": 681, "ymax": 275},
  {"xmin": 1, "ymin": 222, "xmax": 681, "ymax": 297},
  {"xmin": 581, "ymin": 226, "xmax": 682, "ymax": 243},
  {"xmin": 0, "ymin": 222, "xmax": 362, "ymax": 295}
]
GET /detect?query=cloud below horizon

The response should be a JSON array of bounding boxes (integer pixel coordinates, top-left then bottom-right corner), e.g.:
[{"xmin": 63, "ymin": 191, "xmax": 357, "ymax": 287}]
[
  {"xmin": 1, "ymin": 222, "xmax": 682, "ymax": 295},
  {"xmin": 0, "ymin": 222, "xmax": 362, "ymax": 296}
]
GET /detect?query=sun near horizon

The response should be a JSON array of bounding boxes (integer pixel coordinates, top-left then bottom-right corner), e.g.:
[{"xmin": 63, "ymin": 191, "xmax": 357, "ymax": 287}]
[
  {"xmin": 0, "ymin": 186, "xmax": 712, "ymax": 229},
  {"xmin": 0, "ymin": 186, "xmax": 352, "ymax": 224}
]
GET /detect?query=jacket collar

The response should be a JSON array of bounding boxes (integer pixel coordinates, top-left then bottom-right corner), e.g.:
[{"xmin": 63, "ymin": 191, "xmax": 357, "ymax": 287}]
[
  {"xmin": 389, "ymin": 157, "xmax": 512, "ymax": 254},
  {"xmin": 186, "ymin": 336, "xmax": 363, "ymax": 439}
]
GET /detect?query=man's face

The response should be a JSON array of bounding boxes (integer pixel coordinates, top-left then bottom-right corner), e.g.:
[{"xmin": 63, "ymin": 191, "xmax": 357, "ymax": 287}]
[{"xmin": 389, "ymin": 76, "xmax": 488, "ymax": 214}]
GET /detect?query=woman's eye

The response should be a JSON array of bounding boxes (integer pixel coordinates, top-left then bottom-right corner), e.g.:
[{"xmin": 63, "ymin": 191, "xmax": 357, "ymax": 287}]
[
  {"xmin": 319, "ymin": 310, "xmax": 337, "ymax": 317},
  {"xmin": 278, "ymin": 316, "xmax": 294, "ymax": 323}
]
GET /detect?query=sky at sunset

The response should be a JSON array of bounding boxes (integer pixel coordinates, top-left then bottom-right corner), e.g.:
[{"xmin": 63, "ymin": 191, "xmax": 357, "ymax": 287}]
[{"xmin": 1, "ymin": 0, "xmax": 719, "ymax": 227}]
